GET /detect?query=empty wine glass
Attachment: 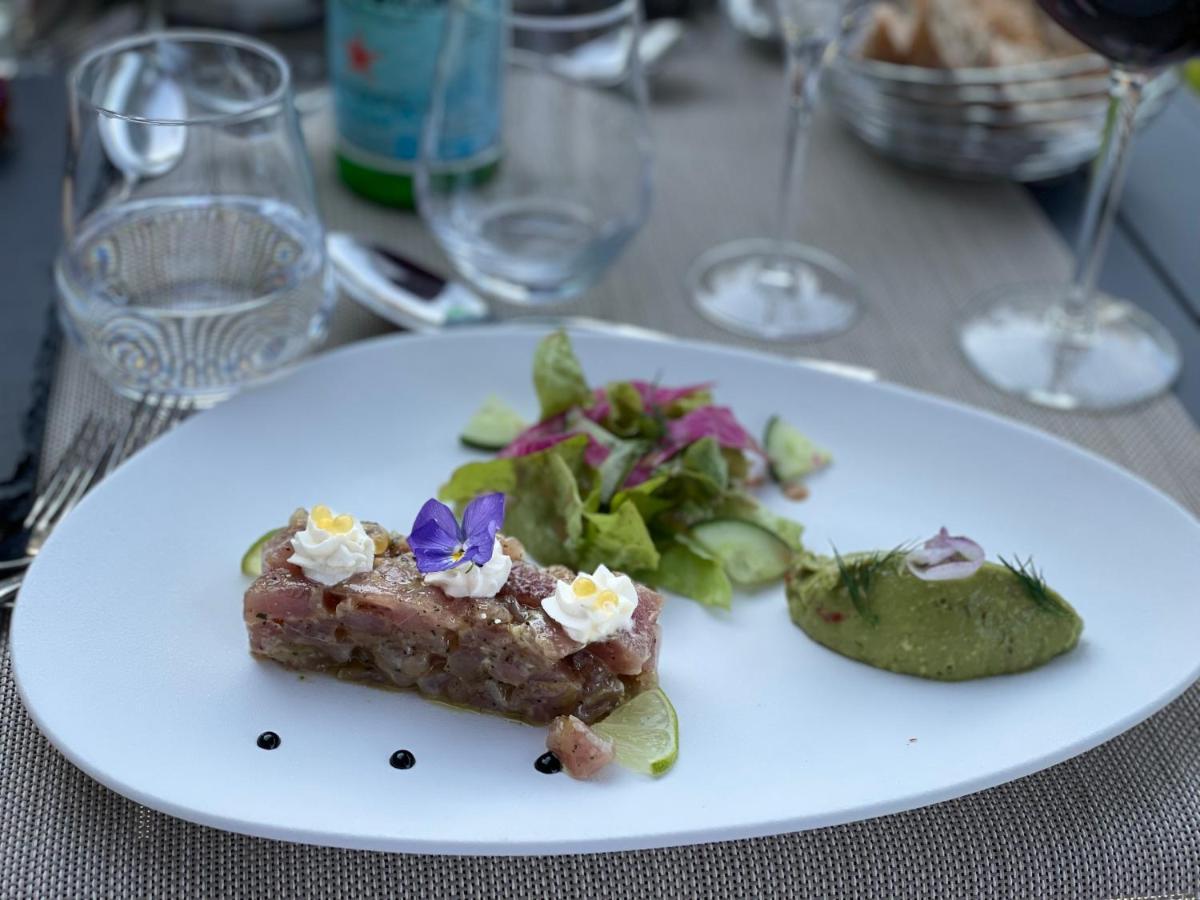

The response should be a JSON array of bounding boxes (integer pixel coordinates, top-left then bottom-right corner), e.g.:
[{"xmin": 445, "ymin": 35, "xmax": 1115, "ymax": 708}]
[
  {"xmin": 416, "ymin": 0, "xmax": 653, "ymax": 305},
  {"xmin": 55, "ymin": 31, "xmax": 333, "ymax": 405},
  {"xmin": 688, "ymin": 0, "xmax": 861, "ymax": 341},
  {"xmin": 959, "ymin": 1, "xmax": 1196, "ymax": 411}
]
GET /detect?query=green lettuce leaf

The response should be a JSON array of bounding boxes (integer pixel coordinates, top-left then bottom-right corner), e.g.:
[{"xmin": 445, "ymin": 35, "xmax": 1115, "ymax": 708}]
[
  {"xmin": 680, "ymin": 436, "xmax": 728, "ymax": 492},
  {"xmin": 650, "ymin": 540, "xmax": 732, "ymax": 609},
  {"xmin": 611, "ymin": 475, "xmax": 674, "ymax": 524},
  {"xmin": 578, "ymin": 501, "xmax": 660, "ymax": 574},
  {"xmin": 594, "ymin": 439, "xmax": 650, "ymax": 509},
  {"xmin": 662, "ymin": 389, "xmax": 714, "ymax": 417},
  {"xmin": 439, "ymin": 435, "xmax": 589, "ymax": 566},
  {"xmin": 721, "ymin": 447, "xmax": 750, "ymax": 483},
  {"xmin": 637, "ymin": 444, "xmax": 729, "ymax": 533},
  {"xmin": 507, "ymin": 453, "xmax": 585, "ymax": 566},
  {"xmin": 532, "ymin": 331, "xmax": 592, "ymax": 420},
  {"xmin": 602, "ymin": 381, "xmax": 645, "ymax": 437}
]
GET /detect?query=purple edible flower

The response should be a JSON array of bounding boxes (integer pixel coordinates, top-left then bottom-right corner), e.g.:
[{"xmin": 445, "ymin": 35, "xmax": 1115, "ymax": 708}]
[{"xmin": 408, "ymin": 493, "xmax": 505, "ymax": 574}]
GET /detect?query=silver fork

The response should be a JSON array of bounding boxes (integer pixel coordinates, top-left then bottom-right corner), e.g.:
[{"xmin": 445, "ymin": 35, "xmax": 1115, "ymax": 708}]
[{"xmin": 0, "ymin": 394, "xmax": 194, "ymax": 610}]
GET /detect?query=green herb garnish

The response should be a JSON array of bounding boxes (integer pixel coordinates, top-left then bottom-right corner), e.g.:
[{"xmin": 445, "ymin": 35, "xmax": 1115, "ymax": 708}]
[
  {"xmin": 832, "ymin": 545, "xmax": 908, "ymax": 625},
  {"xmin": 999, "ymin": 555, "xmax": 1065, "ymax": 615}
]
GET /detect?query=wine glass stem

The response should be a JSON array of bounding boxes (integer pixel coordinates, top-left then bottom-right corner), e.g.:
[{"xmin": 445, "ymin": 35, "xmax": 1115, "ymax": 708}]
[
  {"xmin": 769, "ymin": 39, "xmax": 826, "ymax": 275},
  {"xmin": 1062, "ymin": 66, "xmax": 1147, "ymax": 326}
]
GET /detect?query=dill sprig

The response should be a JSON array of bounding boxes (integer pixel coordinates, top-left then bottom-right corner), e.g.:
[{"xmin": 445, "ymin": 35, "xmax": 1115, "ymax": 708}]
[
  {"xmin": 831, "ymin": 544, "xmax": 909, "ymax": 626},
  {"xmin": 998, "ymin": 554, "xmax": 1065, "ymax": 616}
]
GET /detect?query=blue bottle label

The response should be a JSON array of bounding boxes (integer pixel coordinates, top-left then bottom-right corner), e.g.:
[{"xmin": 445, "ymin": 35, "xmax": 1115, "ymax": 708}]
[{"xmin": 328, "ymin": 0, "xmax": 500, "ymax": 173}]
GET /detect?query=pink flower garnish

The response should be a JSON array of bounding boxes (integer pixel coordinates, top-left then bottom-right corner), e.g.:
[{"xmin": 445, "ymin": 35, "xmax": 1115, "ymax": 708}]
[{"xmin": 905, "ymin": 528, "xmax": 985, "ymax": 581}]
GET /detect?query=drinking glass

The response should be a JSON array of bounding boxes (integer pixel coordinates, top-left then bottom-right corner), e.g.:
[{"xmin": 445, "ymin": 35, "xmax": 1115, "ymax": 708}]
[
  {"xmin": 959, "ymin": 2, "xmax": 1197, "ymax": 411},
  {"xmin": 687, "ymin": 0, "xmax": 860, "ymax": 341},
  {"xmin": 416, "ymin": 0, "xmax": 653, "ymax": 305},
  {"xmin": 55, "ymin": 31, "xmax": 333, "ymax": 405}
]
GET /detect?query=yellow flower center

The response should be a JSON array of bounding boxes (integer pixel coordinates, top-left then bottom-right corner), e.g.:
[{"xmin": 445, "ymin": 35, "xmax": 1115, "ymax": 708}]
[
  {"xmin": 572, "ymin": 575, "xmax": 619, "ymax": 614},
  {"xmin": 312, "ymin": 504, "xmax": 355, "ymax": 535},
  {"xmin": 594, "ymin": 589, "xmax": 619, "ymax": 613}
]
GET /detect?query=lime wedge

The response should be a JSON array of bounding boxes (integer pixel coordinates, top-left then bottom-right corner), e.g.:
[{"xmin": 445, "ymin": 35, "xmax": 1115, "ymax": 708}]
[
  {"xmin": 592, "ymin": 687, "xmax": 679, "ymax": 776},
  {"xmin": 240, "ymin": 529, "xmax": 281, "ymax": 577}
]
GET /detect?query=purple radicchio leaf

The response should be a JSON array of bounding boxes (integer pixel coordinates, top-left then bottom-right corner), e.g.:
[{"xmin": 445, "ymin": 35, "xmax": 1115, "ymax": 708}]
[
  {"xmin": 629, "ymin": 380, "xmax": 713, "ymax": 409},
  {"xmin": 660, "ymin": 406, "xmax": 763, "ymax": 462},
  {"xmin": 498, "ymin": 412, "xmax": 610, "ymax": 468},
  {"xmin": 499, "ymin": 415, "xmax": 570, "ymax": 458}
]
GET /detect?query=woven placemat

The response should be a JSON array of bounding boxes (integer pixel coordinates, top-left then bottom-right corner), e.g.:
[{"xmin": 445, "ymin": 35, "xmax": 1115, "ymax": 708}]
[{"xmin": 7, "ymin": 19, "xmax": 1199, "ymax": 898}]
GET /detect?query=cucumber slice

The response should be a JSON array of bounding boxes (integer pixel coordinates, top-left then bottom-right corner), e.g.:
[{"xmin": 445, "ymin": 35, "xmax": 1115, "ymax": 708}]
[
  {"xmin": 460, "ymin": 395, "xmax": 528, "ymax": 451},
  {"xmin": 764, "ymin": 415, "xmax": 831, "ymax": 486},
  {"xmin": 241, "ymin": 528, "xmax": 281, "ymax": 577},
  {"xmin": 688, "ymin": 519, "xmax": 792, "ymax": 585}
]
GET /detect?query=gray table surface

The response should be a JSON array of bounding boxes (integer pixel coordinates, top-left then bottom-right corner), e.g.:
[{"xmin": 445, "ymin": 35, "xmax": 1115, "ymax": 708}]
[{"xmin": 5, "ymin": 16, "xmax": 1200, "ymax": 900}]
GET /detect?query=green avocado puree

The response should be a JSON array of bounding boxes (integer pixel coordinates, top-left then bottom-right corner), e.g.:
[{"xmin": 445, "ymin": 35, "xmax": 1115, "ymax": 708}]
[{"xmin": 786, "ymin": 553, "xmax": 1083, "ymax": 680}]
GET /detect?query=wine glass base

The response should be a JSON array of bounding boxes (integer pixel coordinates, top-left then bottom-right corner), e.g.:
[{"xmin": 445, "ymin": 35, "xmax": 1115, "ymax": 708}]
[
  {"xmin": 687, "ymin": 239, "xmax": 861, "ymax": 341},
  {"xmin": 960, "ymin": 284, "xmax": 1181, "ymax": 411}
]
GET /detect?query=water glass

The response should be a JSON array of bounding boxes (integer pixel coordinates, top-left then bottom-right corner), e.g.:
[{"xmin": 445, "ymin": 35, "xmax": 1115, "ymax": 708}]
[
  {"xmin": 55, "ymin": 31, "xmax": 333, "ymax": 405},
  {"xmin": 416, "ymin": 0, "xmax": 653, "ymax": 305}
]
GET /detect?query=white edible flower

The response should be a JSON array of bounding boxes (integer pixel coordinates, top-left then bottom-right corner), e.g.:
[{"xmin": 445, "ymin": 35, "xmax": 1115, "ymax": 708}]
[
  {"xmin": 289, "ymin": 505, "xmax": 376, "ymax": 586},
  {"xmin": 541, "ymin": 564, "xmax": 639, "ymax": 644},
  {"xmin": 424, "ymin": 537, "xmax": 513, "ymax": 598}
]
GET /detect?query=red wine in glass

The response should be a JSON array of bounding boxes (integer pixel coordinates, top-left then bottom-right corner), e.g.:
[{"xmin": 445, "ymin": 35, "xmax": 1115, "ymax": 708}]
[{"xmin": 1038, "ymin": 0, "xmax": 1200, "ymax": 68}]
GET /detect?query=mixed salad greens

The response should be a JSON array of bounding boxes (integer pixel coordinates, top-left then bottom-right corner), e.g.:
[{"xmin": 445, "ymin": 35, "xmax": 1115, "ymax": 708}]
[{"xmin": 440, "ymin": 332, "xmax": 829, "ymax": 608}]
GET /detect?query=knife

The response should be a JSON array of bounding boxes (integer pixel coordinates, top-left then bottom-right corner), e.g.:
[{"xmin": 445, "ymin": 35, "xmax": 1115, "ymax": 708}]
[{"xmin": 326, "ymin": 232, "xmax": 492, "ymax": 331}]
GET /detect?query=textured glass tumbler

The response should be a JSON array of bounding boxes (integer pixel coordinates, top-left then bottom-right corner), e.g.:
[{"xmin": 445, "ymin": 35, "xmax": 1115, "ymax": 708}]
[{"xmin": 55, "ymin": 30, "xmax": 334, "ymax": 405}]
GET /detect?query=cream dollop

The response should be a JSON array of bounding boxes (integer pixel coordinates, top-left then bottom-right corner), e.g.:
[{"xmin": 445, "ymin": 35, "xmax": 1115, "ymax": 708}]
[
  {"xmin": 424, "ymin": 537, "xmax": 512, "ymax": 598},
  {"xmin": 288, "ymin": 505, "xmax": 375, "ymax": 586},
  {"xmin": 541, "ymin": 564, "xmax": 638, "ymax": 645}
]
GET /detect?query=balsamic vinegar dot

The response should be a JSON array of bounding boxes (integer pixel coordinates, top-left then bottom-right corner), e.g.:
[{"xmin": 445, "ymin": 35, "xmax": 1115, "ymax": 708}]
[
  {"xmin": 534, "ymin": 751, "xmax": 562, "ymax": 774},
  {"xmin": 256, "ymin": 731, "xmax": 281, "ymax": 750},
  {"xmin": 389, "ymin": 749, "xmax": 416, "ymax": 770}
]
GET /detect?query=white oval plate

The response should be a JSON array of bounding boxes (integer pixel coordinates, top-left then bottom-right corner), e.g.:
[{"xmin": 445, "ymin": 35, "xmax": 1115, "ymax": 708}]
[{"xmin": 11, "ymin": 327, "xmax": 1200, "ymax": 855}]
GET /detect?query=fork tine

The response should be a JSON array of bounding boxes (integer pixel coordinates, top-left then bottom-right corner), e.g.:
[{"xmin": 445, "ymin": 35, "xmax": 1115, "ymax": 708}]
[
  {"xmin": 23, "ymin": 414, "xmax": 103, "ymax": 528},
  {"xmin": 146, "ymin": 393, "xmax": 179, "ymax": 441},
  {"xmin": 28, "ymin": 466, "xmax": 86, "ymax": 530},
  {"xmin": 45, "ymin": 430, "xmax": 117, "ymax": 525},
  {"xmin": 154, "ymin": 395, "xmax": 193, "ymax": 435},
  {"xmin": 141, "ymin": 395, "xmax": 192, "ymax": 447},
  {"xmin": 9, "ymin": 395, "xmax": 197, "ymax": 577},
  {"xmin": 103, "ymin": 392, "xmax": 158, "ymax": 477},
  {"xmin": 28, "ymin": 420, "xmax": 117, "ymax": 534},
  {"xmin": 1, "ymin": 573, "xmax": 19, "ymax": 606}
]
